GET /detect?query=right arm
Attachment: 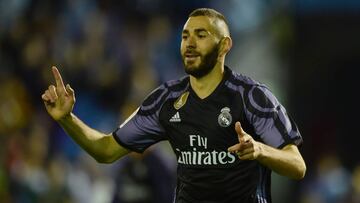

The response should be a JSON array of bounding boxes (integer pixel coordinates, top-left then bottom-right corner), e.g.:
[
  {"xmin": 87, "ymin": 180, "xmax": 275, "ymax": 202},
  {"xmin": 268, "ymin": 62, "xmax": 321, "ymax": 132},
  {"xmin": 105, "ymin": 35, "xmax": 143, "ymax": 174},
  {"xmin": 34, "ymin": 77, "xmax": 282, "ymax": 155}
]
[
  {"xmin": 42, "ymin": 66, "xmax": 129, "ymax": 163},
  {"xmin": 58, "ymin": 113, "xmax": 129, "ymax": 163}
]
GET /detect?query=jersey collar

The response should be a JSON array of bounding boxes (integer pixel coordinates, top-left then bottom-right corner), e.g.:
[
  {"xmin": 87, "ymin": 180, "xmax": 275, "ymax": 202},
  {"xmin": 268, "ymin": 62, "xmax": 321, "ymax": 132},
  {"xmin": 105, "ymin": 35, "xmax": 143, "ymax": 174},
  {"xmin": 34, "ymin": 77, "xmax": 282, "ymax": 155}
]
[{"xmin": 188, "ymin": 66, "xmax": 232, "ymax": 102}]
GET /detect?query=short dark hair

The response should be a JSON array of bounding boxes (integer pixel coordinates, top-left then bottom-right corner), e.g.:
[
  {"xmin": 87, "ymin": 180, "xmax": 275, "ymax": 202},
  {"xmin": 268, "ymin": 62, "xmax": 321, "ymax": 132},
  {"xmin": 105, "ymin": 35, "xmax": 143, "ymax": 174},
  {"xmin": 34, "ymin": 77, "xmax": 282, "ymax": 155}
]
[{"xmin": 189, "ymin": 8, "xmax": 228, "ymax": 25}]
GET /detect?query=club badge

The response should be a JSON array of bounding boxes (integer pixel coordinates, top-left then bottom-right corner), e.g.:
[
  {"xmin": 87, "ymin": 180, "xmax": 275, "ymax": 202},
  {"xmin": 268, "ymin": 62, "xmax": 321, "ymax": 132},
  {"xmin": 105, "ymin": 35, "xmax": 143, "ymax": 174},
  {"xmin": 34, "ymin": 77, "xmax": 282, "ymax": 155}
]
[{"xmin": 218, "ymin": 107, "xmax": 232, "ymax": 127}]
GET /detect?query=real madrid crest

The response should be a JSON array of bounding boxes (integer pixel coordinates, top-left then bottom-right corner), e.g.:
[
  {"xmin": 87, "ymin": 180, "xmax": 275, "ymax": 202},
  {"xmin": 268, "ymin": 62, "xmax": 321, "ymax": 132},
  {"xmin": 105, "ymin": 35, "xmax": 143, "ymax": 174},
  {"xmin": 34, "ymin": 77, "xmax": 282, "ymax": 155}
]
[{"xmin": 218, "ymin": 107, "xmax": 232, "ymax": 127}]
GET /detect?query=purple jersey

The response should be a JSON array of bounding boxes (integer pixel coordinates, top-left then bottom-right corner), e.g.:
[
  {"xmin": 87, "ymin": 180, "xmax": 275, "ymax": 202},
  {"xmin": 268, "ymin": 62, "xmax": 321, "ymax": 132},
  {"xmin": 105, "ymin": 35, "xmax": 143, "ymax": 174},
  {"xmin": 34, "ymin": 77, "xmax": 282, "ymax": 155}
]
[{"xmin": 113, "ymin": 66, "xmax": 302, "ymax": 203}]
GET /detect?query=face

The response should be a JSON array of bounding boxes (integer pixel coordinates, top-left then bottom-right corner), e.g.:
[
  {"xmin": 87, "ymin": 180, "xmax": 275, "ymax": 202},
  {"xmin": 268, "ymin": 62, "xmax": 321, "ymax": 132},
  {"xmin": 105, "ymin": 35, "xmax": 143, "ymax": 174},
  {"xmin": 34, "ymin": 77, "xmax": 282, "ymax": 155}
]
[{"xmin": 181, "ymin": 16, "xmax": 221, "ymax": 78}]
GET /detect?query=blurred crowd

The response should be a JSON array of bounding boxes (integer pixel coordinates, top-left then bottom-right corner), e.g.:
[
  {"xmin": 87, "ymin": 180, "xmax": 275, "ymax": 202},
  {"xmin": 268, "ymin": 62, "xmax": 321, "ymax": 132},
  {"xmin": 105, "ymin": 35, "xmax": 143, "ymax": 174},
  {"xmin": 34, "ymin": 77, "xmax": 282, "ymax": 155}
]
[
  {"xmin": 299, "ymin": 154, "xmax": 360, "ymax": 203},
  {"xmin": 0, "ymin": 0, "xmax": 190, "ymax": 202},
  {"xmin": 0, "ymin": 0, "xmax": 359, "ymax": 203}
]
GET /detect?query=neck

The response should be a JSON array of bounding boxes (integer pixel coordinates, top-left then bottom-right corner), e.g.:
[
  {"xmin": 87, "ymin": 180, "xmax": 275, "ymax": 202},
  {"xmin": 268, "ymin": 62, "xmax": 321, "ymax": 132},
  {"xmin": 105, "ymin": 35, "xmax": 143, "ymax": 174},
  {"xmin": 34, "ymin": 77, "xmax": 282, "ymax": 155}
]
[{"xmin": 189, "ymin": 62, "xmax": 225, "ymax": 99}]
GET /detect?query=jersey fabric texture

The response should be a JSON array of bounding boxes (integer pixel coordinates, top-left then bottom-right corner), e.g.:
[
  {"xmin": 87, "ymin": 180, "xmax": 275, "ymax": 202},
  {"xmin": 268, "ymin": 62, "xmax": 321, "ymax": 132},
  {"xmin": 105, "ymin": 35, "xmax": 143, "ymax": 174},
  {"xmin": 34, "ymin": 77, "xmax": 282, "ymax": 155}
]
[{"xmin": 113, "ymin": 66, "xmax": 303, "ymax": 203}]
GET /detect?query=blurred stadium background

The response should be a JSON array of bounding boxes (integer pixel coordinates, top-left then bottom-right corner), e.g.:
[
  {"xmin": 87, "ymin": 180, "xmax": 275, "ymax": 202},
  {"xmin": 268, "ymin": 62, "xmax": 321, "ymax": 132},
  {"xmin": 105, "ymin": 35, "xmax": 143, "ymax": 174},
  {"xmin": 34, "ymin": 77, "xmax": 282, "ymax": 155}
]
[{"xmin": 0, "ymin": 0, "xmax": 359, "ymax": 202}]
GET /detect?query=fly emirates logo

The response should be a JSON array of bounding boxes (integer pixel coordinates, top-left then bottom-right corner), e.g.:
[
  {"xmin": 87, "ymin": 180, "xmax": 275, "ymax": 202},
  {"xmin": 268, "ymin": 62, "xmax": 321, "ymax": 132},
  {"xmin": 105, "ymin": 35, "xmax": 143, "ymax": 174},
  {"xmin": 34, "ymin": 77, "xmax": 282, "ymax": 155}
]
[{"xmin": 176, "ymin": 135, "xmax": 236, "ymax": 166}]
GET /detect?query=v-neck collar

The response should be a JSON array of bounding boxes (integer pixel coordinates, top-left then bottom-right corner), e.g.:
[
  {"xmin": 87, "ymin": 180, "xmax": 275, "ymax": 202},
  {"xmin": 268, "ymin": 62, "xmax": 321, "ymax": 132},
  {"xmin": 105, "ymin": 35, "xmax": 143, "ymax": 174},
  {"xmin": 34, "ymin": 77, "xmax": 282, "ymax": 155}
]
[{"xmin": 188, "ymin": 66, "xmax": 232, "ymax": 102}]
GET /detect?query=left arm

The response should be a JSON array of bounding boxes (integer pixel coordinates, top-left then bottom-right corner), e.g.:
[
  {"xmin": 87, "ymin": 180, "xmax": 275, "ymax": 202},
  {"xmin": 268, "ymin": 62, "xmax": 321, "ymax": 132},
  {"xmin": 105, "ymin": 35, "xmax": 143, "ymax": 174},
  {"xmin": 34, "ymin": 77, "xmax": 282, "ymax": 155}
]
[
  {"xmin": 228, "ymin": 122, "xmax": 306, "ymax": 180},
  {"xmin": 257, "ymin": 143, "xmax": 305, "ymax": 180}
]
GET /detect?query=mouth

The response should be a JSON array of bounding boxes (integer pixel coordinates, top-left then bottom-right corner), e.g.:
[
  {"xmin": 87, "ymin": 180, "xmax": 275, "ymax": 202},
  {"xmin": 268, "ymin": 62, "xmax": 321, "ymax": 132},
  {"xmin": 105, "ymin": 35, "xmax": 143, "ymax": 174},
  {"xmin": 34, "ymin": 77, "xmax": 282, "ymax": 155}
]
[{"xmin": 185, "ymin": 52, "xmax": 200, "ymax": 59}]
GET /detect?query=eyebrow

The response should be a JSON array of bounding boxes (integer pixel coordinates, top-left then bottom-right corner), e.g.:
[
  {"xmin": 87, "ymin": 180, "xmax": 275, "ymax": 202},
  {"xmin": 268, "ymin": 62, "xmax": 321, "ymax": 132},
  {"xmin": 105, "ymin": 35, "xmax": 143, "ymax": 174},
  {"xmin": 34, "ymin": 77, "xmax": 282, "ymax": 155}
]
[{"xmin": 182, "ymin": 28, "xmax": 210, "ymax": 35}]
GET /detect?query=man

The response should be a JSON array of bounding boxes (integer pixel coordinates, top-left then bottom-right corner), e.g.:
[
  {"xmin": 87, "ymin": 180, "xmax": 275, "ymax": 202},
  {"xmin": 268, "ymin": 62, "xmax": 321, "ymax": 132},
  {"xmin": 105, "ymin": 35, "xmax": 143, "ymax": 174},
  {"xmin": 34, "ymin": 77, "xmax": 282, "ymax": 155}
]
[{"xmin": 42, "ymin": 8, "xmax": 306, "ymax": 203}]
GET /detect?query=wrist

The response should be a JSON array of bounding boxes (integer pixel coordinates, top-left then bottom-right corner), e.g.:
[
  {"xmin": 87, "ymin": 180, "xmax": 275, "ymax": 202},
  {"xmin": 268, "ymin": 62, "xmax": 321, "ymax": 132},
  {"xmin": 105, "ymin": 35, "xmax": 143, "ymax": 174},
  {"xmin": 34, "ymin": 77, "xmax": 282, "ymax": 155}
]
[
  {"xmin": 57, "ymin": 113, "xmax": 74, "ymax": 124},
  {"xmin": 256, "ymin": 142, "xmax": 268, "ymax": 161}
]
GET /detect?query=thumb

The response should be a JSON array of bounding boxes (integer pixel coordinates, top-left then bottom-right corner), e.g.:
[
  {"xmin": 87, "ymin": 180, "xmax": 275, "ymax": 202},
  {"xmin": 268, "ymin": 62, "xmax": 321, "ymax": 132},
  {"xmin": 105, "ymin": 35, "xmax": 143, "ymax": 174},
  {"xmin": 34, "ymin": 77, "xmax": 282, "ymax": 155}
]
[
  {"xmin": 66, "ymin": 84, "xmax": 74, "ymax": 97},
  {"xmin": 235, "ymin": 121, "xmax": 246, "ymax": 142}
]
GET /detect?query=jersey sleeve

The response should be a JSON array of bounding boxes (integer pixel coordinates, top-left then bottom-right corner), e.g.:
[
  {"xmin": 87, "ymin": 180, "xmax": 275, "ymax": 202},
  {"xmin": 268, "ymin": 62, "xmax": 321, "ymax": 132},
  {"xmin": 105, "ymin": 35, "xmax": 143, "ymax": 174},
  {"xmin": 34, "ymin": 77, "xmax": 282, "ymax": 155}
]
[
  {"xmin": 112, "ymin": 86, "xmax": 167, "ymax": 153},
  {"xmin": 244, "ymin": 85, "xmax": 303, "ymax": 148}
]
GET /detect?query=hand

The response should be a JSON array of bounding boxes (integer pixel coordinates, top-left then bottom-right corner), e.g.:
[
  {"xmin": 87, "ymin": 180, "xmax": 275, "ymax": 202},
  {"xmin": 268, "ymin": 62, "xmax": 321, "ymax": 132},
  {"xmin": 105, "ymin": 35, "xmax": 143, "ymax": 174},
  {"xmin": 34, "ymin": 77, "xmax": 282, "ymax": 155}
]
[
  {"xmin": 228, "ymin": 121, "xmax": 262, "ymax": 160},
  {"xmin": 41, "ymin": 66, "xmax": 75, "ymax": 121}
]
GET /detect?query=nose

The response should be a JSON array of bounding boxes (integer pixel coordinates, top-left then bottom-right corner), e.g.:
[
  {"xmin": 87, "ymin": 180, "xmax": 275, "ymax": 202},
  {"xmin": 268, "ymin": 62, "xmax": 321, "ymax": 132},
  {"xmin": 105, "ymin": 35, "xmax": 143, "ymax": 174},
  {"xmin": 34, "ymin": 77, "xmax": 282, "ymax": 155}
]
[{"xmin": 186, "ymin": 35, "xmax": 196, "ymax": 49}]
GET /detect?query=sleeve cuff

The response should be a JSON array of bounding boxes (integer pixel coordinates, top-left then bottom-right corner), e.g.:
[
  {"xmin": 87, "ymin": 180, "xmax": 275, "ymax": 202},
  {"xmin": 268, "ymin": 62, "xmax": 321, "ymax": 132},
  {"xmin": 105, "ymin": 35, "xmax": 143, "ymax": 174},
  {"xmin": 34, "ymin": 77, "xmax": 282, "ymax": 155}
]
[
  {"xmin": 112, "ymin": 130, "xmax": 145, "ymax": 153},
  {"xmin": 277, "ymin": 136, "xmax": 303, "ymax": 149}
]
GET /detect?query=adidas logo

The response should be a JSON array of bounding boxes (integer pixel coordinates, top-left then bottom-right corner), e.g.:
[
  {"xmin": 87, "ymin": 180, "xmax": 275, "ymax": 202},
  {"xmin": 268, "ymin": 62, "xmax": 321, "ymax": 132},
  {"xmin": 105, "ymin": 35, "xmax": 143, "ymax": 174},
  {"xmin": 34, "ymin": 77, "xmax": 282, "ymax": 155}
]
[{"xmin": 169, "ymin": 112, "xmax": 181, "ymax": 122}]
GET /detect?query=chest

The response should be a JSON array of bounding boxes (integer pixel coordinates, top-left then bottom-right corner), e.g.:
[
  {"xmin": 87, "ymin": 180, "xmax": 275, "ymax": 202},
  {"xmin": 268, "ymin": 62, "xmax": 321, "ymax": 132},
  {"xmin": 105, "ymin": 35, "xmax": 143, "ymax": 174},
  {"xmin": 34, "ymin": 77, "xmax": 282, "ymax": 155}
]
[{"xmin": 159, "ymin": 91, "xmax": 246, "ymax": 151}]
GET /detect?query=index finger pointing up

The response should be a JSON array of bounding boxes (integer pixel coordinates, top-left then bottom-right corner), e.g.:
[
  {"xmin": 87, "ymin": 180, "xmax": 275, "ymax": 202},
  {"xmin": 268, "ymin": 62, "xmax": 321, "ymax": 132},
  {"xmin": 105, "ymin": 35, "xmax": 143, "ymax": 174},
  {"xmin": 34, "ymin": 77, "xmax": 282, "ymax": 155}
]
[
  {"xmin": 52, "ymin": 66, "xmax": 66, "ymax": 92},
  {"xmin": 235, "ymin": 121, "xmax": 246, "ymax": 139}
]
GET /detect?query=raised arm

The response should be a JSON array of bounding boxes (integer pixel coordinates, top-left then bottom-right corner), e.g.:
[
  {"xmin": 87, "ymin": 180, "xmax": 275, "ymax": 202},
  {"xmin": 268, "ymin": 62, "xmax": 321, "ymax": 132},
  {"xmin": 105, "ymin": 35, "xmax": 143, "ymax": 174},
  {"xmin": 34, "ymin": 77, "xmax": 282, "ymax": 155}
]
[
  {"xmin": 41, "ymin": 66, "xmax": 129, "ymax": 163},
  {"xmin": 228, "ymin": 122, "xmax": 306, "ymax": 180}
]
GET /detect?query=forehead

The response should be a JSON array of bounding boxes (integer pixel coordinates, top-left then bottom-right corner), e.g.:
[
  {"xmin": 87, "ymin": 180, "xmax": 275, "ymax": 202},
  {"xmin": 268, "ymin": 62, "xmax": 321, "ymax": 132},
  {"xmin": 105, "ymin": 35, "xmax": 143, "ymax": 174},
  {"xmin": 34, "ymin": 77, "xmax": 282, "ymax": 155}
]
[{"xmin": 182, "ymin": 16, "xmax": 216, "ymax": 33}]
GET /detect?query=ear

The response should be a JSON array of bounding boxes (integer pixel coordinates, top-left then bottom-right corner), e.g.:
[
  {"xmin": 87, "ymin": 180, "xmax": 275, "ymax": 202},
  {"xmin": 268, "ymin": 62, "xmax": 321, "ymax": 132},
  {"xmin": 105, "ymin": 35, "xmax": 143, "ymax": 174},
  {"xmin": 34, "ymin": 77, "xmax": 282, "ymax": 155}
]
[{"xmin": 218, "ymin": 36, "xmax": 232, "ymax": 58}]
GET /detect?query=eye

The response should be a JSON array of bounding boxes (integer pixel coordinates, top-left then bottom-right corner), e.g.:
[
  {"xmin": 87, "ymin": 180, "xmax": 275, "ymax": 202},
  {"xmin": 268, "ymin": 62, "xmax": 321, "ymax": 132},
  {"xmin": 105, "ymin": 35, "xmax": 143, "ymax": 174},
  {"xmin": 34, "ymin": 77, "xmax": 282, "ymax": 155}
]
[
  {"xmin": 182, "ymin": 35, "xmax": 188, "ymax": 40},
  {"xmin": 197, "ymin": 32, "xmax": 208, "ymax": 39}
]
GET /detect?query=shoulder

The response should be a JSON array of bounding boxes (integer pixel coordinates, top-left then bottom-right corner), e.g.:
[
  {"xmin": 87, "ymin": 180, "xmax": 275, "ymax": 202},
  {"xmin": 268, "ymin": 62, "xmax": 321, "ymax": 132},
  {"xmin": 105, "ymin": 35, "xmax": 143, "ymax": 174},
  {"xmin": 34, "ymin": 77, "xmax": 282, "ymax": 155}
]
[
  {"xmin": 229, "ymin": 71, "xmax": 260, "ymax": 86},
  {"xmin": 140, "ymin": 76, "xmax": 189, "ymax": 113},
  {"xmin": 225, "ymin": 69, "xmax": 264, "ymax": 93},
  {"xmin": 225, "ymin": 69, "xmax": 278, "ymax": 108},
  {"xmin": 164, "ymin": 75, "xmax": 190, "ymax": 93}
]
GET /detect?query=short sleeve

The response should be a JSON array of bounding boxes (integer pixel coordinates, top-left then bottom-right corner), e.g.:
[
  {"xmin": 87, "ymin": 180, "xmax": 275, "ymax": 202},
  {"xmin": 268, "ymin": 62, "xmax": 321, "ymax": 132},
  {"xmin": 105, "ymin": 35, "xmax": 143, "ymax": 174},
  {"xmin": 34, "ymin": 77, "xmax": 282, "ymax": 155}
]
[
  {"xmin": 112, "ymin": 86, "xmax": 168, "ymax": 153},
  {"xmin": 244, "ymin": 85, "xmax": 303, "ymax": 148}
]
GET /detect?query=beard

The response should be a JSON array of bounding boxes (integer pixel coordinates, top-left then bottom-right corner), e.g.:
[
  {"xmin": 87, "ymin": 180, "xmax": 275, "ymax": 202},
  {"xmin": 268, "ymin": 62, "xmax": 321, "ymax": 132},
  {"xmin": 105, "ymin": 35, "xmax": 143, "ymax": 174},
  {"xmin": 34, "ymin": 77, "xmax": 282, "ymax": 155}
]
[{"xmin": 182, "ymin": 43, "xmax": 220, "ymax": 78}]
